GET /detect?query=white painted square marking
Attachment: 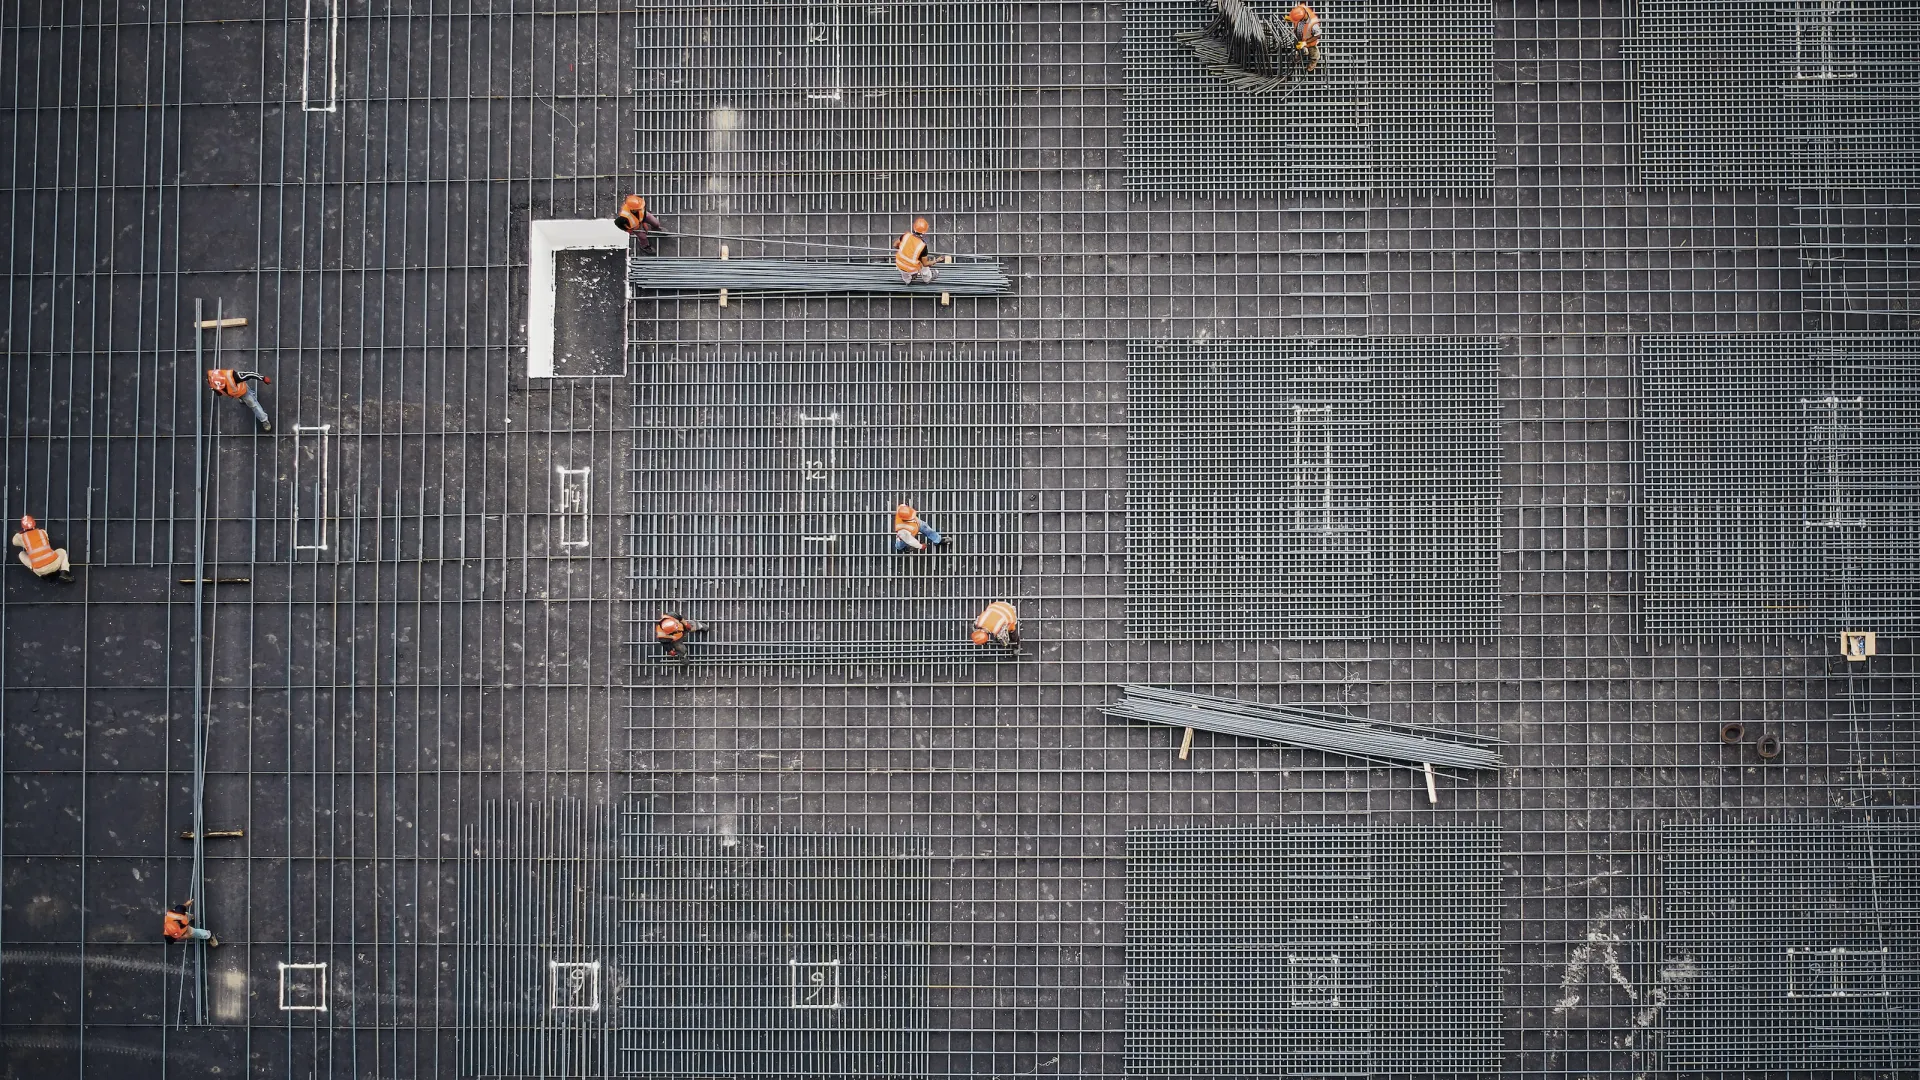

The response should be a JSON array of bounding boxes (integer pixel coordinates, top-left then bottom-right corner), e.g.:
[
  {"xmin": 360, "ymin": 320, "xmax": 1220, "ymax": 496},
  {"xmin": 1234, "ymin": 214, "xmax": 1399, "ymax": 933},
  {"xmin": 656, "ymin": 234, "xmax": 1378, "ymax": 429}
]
[
  {"xmin": 278, "ymin": 962, "xmax": 328, "ymax": 1012},
  {"xmin": 549, "ymin": 960, "xmax": 601, "ymax": 1012},
  {"xmin": 292, "ymin": 425, "xmax": 332, "ymax": 552},
  {"xmin": 556, "ymin": 466, "xmax": 591, "ymax": 549}
]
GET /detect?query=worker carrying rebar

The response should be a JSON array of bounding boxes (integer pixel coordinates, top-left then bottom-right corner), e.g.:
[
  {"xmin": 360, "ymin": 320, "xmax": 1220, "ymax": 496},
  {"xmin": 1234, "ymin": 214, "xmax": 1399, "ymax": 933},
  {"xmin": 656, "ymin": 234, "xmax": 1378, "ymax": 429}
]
[
  {"xmin": 971, "ymin": 601, "xmax": 1020, "ymax": 649},
  {"xmin": 615, "ymin": 195, "xmax": 667, "ymax": 254},
  {"xmin": 12, "ymin": 514, "xmax": 73, "ymax": 582},
  {"xmin": 162, "ymin": 899, "xmax": 219, "ymax": 947},
  {"xmin": 1285, "ymin": 2, "xmax": 1321, "ymax": 72},
  {"xmin": 893, "ymin": 218, "xmax": 952, "ymax": 285},
  {"xmin": 206, "ymin": 368, "xmax": 272, "ymax": 433},
  {"xmin": 654, "ymin": 612, "xmax": 708, "ymax": 661},
  {"xmin": 892, "ymin": 503, "xmax": 948, "ymax": 553}
]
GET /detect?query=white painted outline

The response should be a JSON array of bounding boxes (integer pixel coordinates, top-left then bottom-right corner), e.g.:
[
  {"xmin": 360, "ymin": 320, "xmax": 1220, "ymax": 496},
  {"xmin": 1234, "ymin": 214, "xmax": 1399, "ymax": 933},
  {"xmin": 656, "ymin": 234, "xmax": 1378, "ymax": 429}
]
[
  {"xmin": 301, "ymin": 0, "xmax": 343, "ymax": 113},
  {"xmin": 556, "ymin": 466, "xmax": 592, "ymax": 549},
  {"xmin": 528, "ymin": 219, "xmax": 628, "ymax": 379},
  {"xmin": 1290, "ymin": 404, "xmax": 1335, "ymax": 533},
  {"xmin": 1786, "ymin": 945, "xmax": 1890, "ymax": 999},
  {"xmin": 1286, "ymin": 953, "xmax": 1342, "ymax": 1009},
  {"xmin": 278, "ymin": 962, "xmax": 329, "ymax": 1012},
  {"xmin": 548, "ymin": 960, "xmax": 602, "ymax": 1012},
  {"xmin": 789, "ymin": 958, "xmax": 842, "ymax": 1009},
  {"xmin": 804, "ymin": 5, "xmax": 844, "ymax": 101},
  {"xmin": 292, "ymin": 424, "xmax": 333, "ymax": 552}
]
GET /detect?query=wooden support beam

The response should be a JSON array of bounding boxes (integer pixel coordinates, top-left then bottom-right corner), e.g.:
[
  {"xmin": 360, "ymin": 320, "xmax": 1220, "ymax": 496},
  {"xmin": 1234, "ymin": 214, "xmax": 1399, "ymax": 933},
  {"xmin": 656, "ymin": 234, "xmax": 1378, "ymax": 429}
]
[
  {"xmin": 1178, "ymin": 726, "xmax": 1195, "ymax": 761},
  {"xmin": 195, "ymin": 317, "xmax": 248, "ymax": 329}
]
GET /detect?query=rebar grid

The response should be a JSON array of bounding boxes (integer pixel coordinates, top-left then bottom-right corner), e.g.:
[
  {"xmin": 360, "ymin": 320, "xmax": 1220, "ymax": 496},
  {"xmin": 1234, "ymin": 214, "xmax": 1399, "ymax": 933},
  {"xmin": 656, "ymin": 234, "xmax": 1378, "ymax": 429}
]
[
  {"xmin": 1127, "ymin": 338, "xmax": 1503, "ymax": 637},
  {"xmin": 1625, "ymin": 0, "xmax": 1920, "ymax": 188},
  {"xmin": 0, "ymin": 1, "xmax": 1917, "ymax": 1078},
  {"xmin": 1126, "ymin": 825, "xmax": 1502, "ymax": 1076},
  {"xmin": 1639, "ymin": 332, "xmax": 1920, "ymax": 636},
  {"xmin": 1125, "ymin": 0, "xmax": 1496, "ymax": 194},
  {"xmin": 1659, "ymin": 821, "xmax": 1920, "ymax": 1070}
]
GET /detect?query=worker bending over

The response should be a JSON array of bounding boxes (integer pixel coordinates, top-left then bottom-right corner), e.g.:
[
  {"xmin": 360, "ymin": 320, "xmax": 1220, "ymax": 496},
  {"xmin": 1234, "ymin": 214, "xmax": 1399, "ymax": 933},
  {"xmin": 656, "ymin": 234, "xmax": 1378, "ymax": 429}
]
[
  {"xmin": 655, "ymin": 612, "xmax": 708, "ymax": 661},
  {"xmin": 163, "ymin": 899, "xmax": 219, "ymax": 947},
  {"xmin": 892, "ymin": 504, "xmax": 948, "ymax": 553},
  {"xmin": 12, "ymin": 515, "xmax": 72, "ymax": 582},
  {"xmin": 1286, "ymin": 3, "xmax": 1321, "ymax": 72},
  {"xmin": 206, "ymin": 368, "xmax": 272, "ymax": 433},
  {"xmin": 972, "ymin": 601, "xmax": 1020, "ymax": 649},
  {"xmin": 615, "ymin": 195, "xmax": 667, "ymax": 254},
  {"xmin": 893, "ymin": 217, "xmax": 952, "ymax": 285}
]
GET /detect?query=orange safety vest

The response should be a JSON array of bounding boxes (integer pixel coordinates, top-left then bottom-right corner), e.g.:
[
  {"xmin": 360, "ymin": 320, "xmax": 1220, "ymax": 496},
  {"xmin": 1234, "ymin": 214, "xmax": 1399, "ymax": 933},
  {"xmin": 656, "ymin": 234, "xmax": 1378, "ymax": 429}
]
[
  {"xmin": 893, "ymin": 508, "xmax": 921, "ymax": 537},
  {"xmin": 894, "ymin": 232, "xmax": 930, "ymax": 274},
  {"xmin": 617, "ymin": 197, "xmax": 649, "ymax": 232},
  {"xmin": 15, "ymin": 528, "xmax": 59, "ymax": 570},
  {"xmin": 206, "ymin": 369, "xmax": 248, "ymax": 399},
  {"xmin": 163, "ymin": 910, "xmax": 193, "ymax": 941},
  {"xmin": 975, "ymin": 601, "xmax": 1017, "ymax": 637},
  {"xmin": 1288, "ymin": 4, "xmax": 1320, "ymax": 44},
  {"xmin": 655, "ymin": 616, "xmax": 686, "ymax": 643}
]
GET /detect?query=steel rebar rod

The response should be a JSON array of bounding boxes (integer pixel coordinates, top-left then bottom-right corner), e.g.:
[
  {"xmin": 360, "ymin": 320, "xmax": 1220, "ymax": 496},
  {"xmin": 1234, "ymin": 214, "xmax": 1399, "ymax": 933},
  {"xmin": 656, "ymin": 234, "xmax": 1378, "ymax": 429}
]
[
  {"xmin": 1107, "ymin": 685, "xmax": 1504, "ymax": 770},
  {"xmin": 626, "ymin": 257, "xmax": 1011, "ymax": 295}
]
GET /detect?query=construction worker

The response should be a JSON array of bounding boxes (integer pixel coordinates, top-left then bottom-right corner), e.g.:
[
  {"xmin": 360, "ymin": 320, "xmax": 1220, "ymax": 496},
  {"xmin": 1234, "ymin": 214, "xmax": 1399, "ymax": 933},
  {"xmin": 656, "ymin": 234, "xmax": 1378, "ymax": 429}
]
[
  {"xmin": 1286, "ymin": 3, "xmax": 1321, "ymax": 72},
  {"xmin": 206, "ymin": 368, "xmax": 272, "ymax": 433},
  {"xmin": 615, "ymin": 195, "xmax": 667, "ymax": 254},
  {"xmin": 162, "ymin": 899, "xmax": 219, "ymax": 947},
  {"xmin": 892, "ymin": 217, "xmax": 952, "ymax": 285},
  {"xmin": 655, "ymin": 612, "xmax": 707, "ymax": 660},
  {"xmin": 892, "ymin": 503, "xmax": 947, "ymax": 553},
  {"xmin": 12, "ymin": 515, "xmax": 73, "ymax": 582},
  {"xmin": 971, "ymin": 601, "xmax": 1020, "ymax": 649}
]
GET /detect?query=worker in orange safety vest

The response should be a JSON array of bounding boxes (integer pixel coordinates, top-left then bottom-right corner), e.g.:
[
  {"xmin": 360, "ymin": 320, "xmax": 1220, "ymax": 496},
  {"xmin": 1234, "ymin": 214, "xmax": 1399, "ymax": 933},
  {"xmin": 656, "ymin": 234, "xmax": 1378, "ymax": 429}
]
[
  {"xmin": 893, "ymin": 217, "xmax": 952, "ymax": 285},
  {"xmin": 206, "ymin": 368, "xmax": 272, "ymax": 432},
  {"xmin": 655, "ymin": 612, "xmax": 708, "ymax": 660},
  {"xmin": 12, "ymin": 515, "xmax": 73, "ymax": 582},
  {"xmin": 892, "ymin": 503, "xmax": 948, "ymax": 553},
  {"xmin": 163, "ymin": 899, "xmax": 219, "ymax": 947},
  {"xmin": 971, "ymin": 600, "xmax": 1020, "ymax": 649},
  {"xmin": 1286, "ymin": 3, "xmax": 1322, "ymax": 72},
  {"xmin": 614, "ymin": 195, "xmax": 667, "ymax": 254}
]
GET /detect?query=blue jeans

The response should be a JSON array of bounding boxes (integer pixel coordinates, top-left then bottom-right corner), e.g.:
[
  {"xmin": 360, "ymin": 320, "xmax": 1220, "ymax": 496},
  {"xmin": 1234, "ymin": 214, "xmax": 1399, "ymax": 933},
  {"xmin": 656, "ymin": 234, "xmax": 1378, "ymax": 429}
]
[{"xmin": 893, "ymin": 523, "xmax": 942, "ymax": 552}]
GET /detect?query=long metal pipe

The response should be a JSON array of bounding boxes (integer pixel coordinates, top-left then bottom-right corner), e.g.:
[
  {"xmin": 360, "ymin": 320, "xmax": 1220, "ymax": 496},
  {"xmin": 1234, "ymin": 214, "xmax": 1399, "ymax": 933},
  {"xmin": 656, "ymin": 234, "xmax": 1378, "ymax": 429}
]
[
  {"xmin": 1107, "ymin": 686, "xmax": 1503, "ymax": 770},
  {"xmin": 627, "ymin": 257, "xmax": 1011, "ymax": 295}
]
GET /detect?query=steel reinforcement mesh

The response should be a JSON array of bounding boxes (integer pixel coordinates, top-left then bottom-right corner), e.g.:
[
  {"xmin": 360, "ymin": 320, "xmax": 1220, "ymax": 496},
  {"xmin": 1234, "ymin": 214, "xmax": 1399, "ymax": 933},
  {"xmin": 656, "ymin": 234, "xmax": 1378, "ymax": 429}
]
[
  {"xmin": 1126, "ymin": 338, "xmax": 1503, "ymax": 637},
  {"xmin": 1625, "ymin": 0, "xmax": 1920, "ymax": 188},
  {"xmin": 1123, "ymin": 0, "xmax": 1496, "ymax": 194},
  {"xmin": 4, "ymin": 2, "xmax": 1920, "ymax": 1079},
  {"xmin": 1639, "ymin": 332, "xmax": 1920, "ymax": 637},
  {"xmin": 618, "ymin": 827, "xmax": 932, "ymax": 1078},
  {"xmin": 1126, "ymin": 825, "xmax": 1502, "ymax": 1076},
  {"xmin": 1659, "ymin": 821, "xmax": 1920, "ymax": 1071},
  {"xmin": 628, "ymin": 349, "xmax": 1024, "ymax": 666}
]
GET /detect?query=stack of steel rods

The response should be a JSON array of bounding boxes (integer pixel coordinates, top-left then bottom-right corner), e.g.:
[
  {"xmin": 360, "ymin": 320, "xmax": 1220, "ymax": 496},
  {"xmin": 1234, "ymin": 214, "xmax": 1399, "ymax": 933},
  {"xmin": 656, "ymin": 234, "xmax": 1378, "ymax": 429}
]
[
  {"xmin": 1106, "ymin": 685, "xmax": 1505, "ymax": 770},
  {"xmin": 627, "ymin": 257, "xmax": 1012, "ymax": 295}
]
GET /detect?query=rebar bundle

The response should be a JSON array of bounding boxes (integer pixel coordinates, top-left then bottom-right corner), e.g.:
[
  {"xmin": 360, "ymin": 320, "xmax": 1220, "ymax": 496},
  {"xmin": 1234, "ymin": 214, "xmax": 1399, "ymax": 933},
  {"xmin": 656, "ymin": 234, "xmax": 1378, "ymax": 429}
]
[
  {"xmin": 1174, "ymin": 0, "xmax": 1303, "ymax": 95},
  {"xmin": 1106, "ymin": 685, "xmax": 1505, "ymax": 770},
  {"xmin": 626, "ymin": 257, "xmax": 1012, "ymax": 296}
]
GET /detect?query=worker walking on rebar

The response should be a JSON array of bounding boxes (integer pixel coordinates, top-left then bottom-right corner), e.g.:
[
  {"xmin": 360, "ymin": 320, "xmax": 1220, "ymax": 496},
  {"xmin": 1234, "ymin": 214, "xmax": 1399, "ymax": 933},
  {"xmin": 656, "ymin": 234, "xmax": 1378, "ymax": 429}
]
[
  {"xmin": 971, "ymin": 600, "xmax": 1020, "ymax": 649},
  {"xmin": 892, "ymin": 503, "xmax": 948, "ymax": 553},
  {"xmin": 162, "ymin": 899, "xmax": 219, "ymax": 947},
  {"xmin": 893, "ymin": 217, "xmax": 952, "ymax": 285},
  {"xmin": 206, "ymin": 368, "xmax": 272, "ymax": 433},
  {"xmin": 655, "ymin": 612, "xmax": 708, "ymax": 661},
  {"xmin": 615, "ymin": 195, "xmax": 667, "ymax": 254},
  {"xmin": 1286, "ymin": 2, "xmax": 1322, "ymax": 72},
  {"xmin": 12, "ymin": 515, "xmax": 73, "ymax": 582}
]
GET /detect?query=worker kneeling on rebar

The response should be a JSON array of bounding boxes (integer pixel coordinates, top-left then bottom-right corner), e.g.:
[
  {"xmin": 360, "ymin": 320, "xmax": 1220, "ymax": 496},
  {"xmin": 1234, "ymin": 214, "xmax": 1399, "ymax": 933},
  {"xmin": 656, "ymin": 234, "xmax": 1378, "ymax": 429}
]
[
  {"xmin": 893, "ymin": 217, "xmax": 952, "ymax": 285},
  {"xmin": 892, "ymin": 503, "xmax": 948, "ymax": 553},
  {"xmin": 1286, "ymin": 2, "xmax": 1321, "ymax": 73},
  {"xmin": 971, "ymin": 600, "xmax": 1020, "ymax": 650},
  {"xmin": 654, "ymin": 612, "xmax": 707, "ymax": 661}
]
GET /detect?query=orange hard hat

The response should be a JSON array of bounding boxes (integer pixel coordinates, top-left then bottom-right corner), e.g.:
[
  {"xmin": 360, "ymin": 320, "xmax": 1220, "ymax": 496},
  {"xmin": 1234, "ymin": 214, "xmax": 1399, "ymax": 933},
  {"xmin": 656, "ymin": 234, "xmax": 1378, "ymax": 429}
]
[
  {"xmin": 18, "ymin": 515, "xmax": 35, "ymax": 531},
  {"xmin": 912, "ymin": 217, "xmax": 930, "ymax": 235},
  {"xmin": 623, "ymin": 194, "xmax": 645, "ymax": 209},
  {"xmin": 658, "ymin": 615, "xmax": 683, "ymax": 633},
  {"xmin": 971, "ymin": 628, "xmax": 991, "ymax": 645},
  {"xmin": 895, "ymin": 503, "xmax": 914, "ymax": 516}
]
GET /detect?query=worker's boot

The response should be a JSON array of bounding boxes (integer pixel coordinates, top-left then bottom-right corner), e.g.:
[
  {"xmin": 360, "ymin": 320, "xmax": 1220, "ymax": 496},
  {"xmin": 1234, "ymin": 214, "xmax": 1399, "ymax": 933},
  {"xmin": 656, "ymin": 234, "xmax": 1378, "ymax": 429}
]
[
  {"xmin": 207, "ymin": 936, "xmax": 220, "ymax": 948},
  {"xmin": 57, "ymin": 568, "xmax": 73, "ymax": 583}
]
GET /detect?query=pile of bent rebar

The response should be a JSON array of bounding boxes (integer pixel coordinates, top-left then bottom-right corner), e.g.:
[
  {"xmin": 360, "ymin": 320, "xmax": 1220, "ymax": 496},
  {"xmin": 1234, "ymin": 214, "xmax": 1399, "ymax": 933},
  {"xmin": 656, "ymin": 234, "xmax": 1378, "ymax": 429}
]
[
  {"xmin": 627, "ymin": 257, "xmax": 1012, "ymax": 296},
  {"xmin": 1105, "ymin": 684, "xmax": 1505, "ymax": 770}
]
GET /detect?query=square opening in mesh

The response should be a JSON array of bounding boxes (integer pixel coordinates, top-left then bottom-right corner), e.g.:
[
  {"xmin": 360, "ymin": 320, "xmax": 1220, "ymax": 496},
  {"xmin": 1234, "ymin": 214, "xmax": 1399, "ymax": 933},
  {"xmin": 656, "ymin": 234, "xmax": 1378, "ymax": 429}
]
[
  {"xmin": 790, "ymin": 958, "xmax": 844, "ymax": 1009},
  {"xmin": 278, "ymin": 962, "xmax": 327, "ymax": 1012},
  {"xmin": 549, "ymin": 960, "xmax": 602, "ymax": 1012},
  {"xmin": 1287, "ymin": 954, "xmax": 1344, "ymax": 1009},
  {"xmin": 1786, "ymin": 946, "xmax": 1891, "ymax": 1000}
]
